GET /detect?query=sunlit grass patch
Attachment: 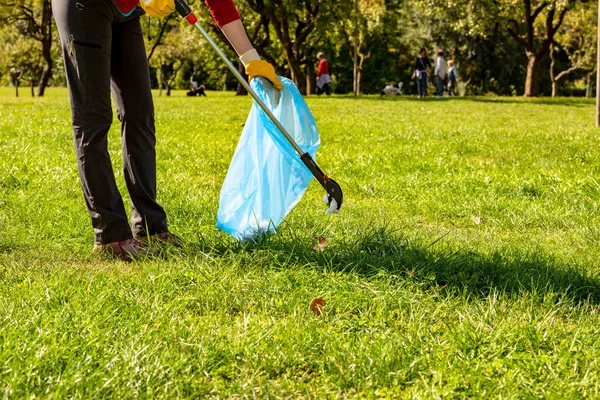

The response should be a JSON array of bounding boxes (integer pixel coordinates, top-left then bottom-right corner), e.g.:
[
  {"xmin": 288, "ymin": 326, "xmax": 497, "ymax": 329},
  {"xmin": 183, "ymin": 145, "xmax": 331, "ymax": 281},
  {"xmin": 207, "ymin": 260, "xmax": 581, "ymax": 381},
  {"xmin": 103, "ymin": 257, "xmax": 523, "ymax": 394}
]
[{"xmin": 1, "ymin": 88, "xmax": 599, "ymax": 397}]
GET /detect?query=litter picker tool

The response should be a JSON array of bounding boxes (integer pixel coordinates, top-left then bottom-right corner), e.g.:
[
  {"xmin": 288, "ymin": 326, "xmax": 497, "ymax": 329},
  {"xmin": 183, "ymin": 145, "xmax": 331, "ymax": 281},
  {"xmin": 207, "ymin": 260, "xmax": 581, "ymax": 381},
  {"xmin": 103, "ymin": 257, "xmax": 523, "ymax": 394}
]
[{"xmin": 174, "ymin": 0, "xmax": 343, "ymax": 212}]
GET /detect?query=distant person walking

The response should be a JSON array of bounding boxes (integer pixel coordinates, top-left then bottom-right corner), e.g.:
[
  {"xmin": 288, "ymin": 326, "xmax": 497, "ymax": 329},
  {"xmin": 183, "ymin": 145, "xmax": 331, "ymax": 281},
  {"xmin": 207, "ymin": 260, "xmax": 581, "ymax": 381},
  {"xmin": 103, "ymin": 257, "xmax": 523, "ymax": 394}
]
[
  {"xmin": 413, "ymin": 48, "xmax": 431, "ymax": 98},
  {"xmin": 316, "ymin": 52, "xmax": 332, "ymax": 95},
  {"xmin": 434, "ymin": 50, "xmax": 447, "ymax": 97},
  {"xmin": 447, "ymin": 60, "xmax": 457, "ymax": 96}
]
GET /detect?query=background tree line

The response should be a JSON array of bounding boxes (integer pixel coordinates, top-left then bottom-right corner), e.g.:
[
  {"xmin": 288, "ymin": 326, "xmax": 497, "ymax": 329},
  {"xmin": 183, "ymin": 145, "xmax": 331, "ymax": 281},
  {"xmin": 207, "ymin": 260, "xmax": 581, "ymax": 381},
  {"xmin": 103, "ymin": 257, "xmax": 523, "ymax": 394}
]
[{"xmin": 0, "ymin": 0, "xmax": 596, "ymax": 97}]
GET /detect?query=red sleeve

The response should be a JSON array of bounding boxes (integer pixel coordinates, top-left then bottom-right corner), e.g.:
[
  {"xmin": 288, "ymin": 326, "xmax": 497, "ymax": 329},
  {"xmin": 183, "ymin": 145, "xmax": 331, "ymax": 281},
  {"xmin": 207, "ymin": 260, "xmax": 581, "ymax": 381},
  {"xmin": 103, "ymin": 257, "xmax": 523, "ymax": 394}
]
[
  {"xmin": 205, "ymin": 0, "xmax": 240, "ymax": 28},
  {"xmin": 317, "ymin": 60, "xmax": 324, "ymax": 77}
]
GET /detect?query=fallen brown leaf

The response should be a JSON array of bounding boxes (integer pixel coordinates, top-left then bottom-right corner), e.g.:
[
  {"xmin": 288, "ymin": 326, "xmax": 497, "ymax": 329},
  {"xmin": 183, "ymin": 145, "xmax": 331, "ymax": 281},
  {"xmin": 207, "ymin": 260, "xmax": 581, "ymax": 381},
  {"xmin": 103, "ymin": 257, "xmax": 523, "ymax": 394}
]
[
  {"xmin": 310, "ymin": 297, "xmax": 325, "ymax": 316},
  {"xmin": 313, "ymin": 236, "xmax": 328, "ymax": 252},
  {"xmin": 472, "ymin": 216, "xmax": 482, "ymax": 225}
]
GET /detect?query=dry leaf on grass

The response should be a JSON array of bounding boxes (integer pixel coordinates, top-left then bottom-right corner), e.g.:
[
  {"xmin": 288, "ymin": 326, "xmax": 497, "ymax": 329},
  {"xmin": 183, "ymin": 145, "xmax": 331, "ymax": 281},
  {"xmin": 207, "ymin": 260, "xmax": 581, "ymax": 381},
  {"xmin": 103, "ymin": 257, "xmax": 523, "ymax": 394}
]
[
  {"xmin": 472, "ymin": 216, "xmax": 482, "ymax": 225},
  {"xmin": 313, "ymin": 236, "xmax": 328, "ymax": 252},
  {"xmin": 310, "ymin": 297, "xmax": 325, "ymax": 316}
]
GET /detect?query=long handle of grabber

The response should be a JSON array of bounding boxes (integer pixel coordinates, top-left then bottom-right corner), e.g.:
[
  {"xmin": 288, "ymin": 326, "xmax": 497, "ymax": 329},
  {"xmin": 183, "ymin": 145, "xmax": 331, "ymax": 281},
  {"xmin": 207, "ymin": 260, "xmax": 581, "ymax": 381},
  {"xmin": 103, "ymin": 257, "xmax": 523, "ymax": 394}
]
[
  {"xmin": 186, "ymin": 21, "xmax": 304, "ymax": 157},
  {"xmin": 175, "ymin": 0, "xmax": 335, "ymax": 194}
]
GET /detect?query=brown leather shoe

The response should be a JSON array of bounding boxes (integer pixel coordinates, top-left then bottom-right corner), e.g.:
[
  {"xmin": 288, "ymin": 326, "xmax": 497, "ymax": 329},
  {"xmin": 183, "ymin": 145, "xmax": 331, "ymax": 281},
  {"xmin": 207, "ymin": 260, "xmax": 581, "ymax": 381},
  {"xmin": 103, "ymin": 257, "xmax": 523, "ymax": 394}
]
[
  {"xmin": 137, "ymin": 231, "xmax": 183, "ymax": 247},
  {"xmin": 93, "ymin": 238, "xmax": 151, "ymax": 261}
]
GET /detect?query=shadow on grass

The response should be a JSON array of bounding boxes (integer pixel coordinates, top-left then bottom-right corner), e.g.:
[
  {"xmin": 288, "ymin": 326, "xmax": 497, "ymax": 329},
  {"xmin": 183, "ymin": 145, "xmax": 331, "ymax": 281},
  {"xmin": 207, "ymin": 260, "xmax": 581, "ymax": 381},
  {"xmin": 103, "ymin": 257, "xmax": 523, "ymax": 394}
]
[{"xmin": 194, "ymin": 225, "xmax": 600, "ymax": 305}]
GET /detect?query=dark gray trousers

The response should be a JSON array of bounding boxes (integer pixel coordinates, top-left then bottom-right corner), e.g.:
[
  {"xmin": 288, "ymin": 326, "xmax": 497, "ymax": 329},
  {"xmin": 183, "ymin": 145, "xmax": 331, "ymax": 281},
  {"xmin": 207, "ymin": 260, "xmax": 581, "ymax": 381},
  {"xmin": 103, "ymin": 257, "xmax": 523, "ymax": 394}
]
[{"xmin": 53, "ymin": 0, "xmax": 168, "ymax": 244}]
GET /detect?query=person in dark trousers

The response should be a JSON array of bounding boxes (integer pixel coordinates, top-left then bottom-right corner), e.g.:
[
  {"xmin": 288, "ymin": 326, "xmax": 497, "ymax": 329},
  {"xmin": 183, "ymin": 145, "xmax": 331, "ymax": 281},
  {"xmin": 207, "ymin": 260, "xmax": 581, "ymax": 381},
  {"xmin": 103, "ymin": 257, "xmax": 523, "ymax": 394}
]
[
  {"xmin": 53, "ymin": 0, "xmax": 282, "ymax": 260},
  {"xmin": 447, "ymin": 60, "xmax": 457, "ymax": 96},
  {"xmin": 434, "ymin": 49, "xmax": 447, "ymax": 97},
  {"xmin": 316, "ymin": 52, "xmax": 332, "ymax": 95},
  {"xmin": 412, "ymin": 48, "xmax": 431, "ymax": 98}
]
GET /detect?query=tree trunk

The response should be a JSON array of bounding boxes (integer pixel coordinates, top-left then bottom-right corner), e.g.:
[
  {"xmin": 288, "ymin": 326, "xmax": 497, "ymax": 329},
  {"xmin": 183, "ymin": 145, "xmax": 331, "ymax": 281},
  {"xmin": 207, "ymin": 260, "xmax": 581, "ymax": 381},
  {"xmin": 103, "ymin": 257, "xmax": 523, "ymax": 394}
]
[
  {"xmin": 157, "ymin": 64, "xmax": 164, "ymax": 96},
  {"xmin": 550, "ymin": 44, "xmax": 556, "ymax": 98},
  {"xmin": 236, "ymin": 62, "xmax": 248, "ymax": 96},
  {"xmin": 245, "ymin": 0, "xmax": 320, "ymax": 94},
  {"xmin": 37, "ymin": 0, "xmax": 53, "ymax": 97},
  {"xmin": 306, "ymin": 61, "xmax": 315, "ymax": 95},
  {"xmin": 506, "ymin": 3, "xmax": 569, "ymax": 98},
  {"xmin": 586, "ymin": 73, "xmax": 592, "ymax": 98},
  {"xmin": 245, "ymin": 0, "xmax": 316, "ymax": 95},
  {"xmin": 353, "ymin": 0, "xmax": 358, "ymax": 96},
  {"xmin": 31, "ymin": 79, "xmax": 35, "ymax": 97},
  {"xmin": 14, "ymin": 80, "xmax": 19, "ymax": 97},
  {"xmin": 166, "ymin": 82, "xmax": 171, "ymax": 96},
  {"xmin": 357, "ymin": 51, "xmax": 369, "ymax": 96},
  {"xmin": 37, "ymin": 46, "xmax": 53, "ymax": 96},
  {"xmin": 524, "ymin": 54, "xmax": 541, "ymax": 97},
  {"xmin": 287, "ymin": 55, "xmax": 306, "ymax": 94},
  {"xmin": 147, "ymin": 15, "xmax": 173, "ymax": 62}
]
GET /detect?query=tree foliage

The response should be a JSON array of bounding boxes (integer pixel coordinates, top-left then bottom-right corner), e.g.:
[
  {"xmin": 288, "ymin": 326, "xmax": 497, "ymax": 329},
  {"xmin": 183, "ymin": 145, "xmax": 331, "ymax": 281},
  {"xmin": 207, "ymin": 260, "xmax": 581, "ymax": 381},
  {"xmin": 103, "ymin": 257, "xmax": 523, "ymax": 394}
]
[
  {"xmin": 1, "ymin": 27, "xmax": 45, "ymax": 96},
  {"xmin": 1, "ymin": 0, "xmax": 54, "ymax": 96},
  {"xmin": 416, "ymin": 0, "xmax": 592, "ymax": 96},
  {"xmin": 0, "ymin": 0, "xmax": 595, "ymax": 96}
]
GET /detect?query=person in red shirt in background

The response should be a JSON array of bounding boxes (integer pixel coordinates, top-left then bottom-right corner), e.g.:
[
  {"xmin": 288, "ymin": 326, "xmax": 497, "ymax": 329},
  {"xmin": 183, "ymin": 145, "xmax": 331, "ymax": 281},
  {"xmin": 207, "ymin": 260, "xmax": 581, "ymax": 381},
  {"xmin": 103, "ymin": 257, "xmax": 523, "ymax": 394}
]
[
  {"xmin": 52, "ymin": 0, "xmax": 283, "ymax": 260},
  {"xmin": 316, "ymin": 52, "xmax": 332, "ymax": 96}
]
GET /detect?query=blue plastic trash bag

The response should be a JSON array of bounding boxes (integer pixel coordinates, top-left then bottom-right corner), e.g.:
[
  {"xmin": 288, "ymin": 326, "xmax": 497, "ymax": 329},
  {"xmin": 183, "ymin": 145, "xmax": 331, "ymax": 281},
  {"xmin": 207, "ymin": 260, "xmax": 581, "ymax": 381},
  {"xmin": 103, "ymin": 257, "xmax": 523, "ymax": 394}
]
[{"xmin": 216, "ymin": 77, "xmax": 320, "ymax": 241}]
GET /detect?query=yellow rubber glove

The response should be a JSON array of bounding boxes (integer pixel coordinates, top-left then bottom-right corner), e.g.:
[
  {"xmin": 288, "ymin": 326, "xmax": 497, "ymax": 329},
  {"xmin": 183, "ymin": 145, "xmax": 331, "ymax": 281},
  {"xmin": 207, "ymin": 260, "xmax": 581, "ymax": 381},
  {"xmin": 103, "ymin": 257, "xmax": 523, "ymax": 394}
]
[
  {"xmin": 246, "ymin": 60, "xmax": 284, "ymax": 90},
  {"xmin": 139, "ymin": 0, "xmax": 174, "ymax": 18}
]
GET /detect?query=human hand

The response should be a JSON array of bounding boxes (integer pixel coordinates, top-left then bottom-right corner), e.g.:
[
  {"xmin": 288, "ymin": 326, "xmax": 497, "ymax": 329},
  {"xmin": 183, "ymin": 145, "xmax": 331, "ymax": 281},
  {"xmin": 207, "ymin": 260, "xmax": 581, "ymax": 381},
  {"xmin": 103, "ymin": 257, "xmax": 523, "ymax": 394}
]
[
  {"xmin": 245, "ymin": 60, "xmax": 284, "ymax": 90},
  {"xmin": 139, "ymin": 0, "xmax": 174, "ymax": 18}
]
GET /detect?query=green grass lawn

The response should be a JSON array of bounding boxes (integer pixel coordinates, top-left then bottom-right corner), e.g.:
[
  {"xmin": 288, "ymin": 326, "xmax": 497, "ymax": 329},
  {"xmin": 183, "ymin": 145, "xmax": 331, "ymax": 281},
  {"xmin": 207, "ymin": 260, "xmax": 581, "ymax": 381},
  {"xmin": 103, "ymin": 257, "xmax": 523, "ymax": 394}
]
[{"xmin": 1, "ymin": 87, "xmax": 600, "ymax": 397}]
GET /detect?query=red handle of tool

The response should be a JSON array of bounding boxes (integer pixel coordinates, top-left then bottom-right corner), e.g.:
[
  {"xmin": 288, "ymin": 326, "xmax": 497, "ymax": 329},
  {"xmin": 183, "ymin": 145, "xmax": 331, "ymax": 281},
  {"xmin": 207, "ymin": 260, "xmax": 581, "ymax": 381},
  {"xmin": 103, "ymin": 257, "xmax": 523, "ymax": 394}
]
[{"xmin": 175, "ymin": 0, "xmax": 197, "ymax": 24}]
